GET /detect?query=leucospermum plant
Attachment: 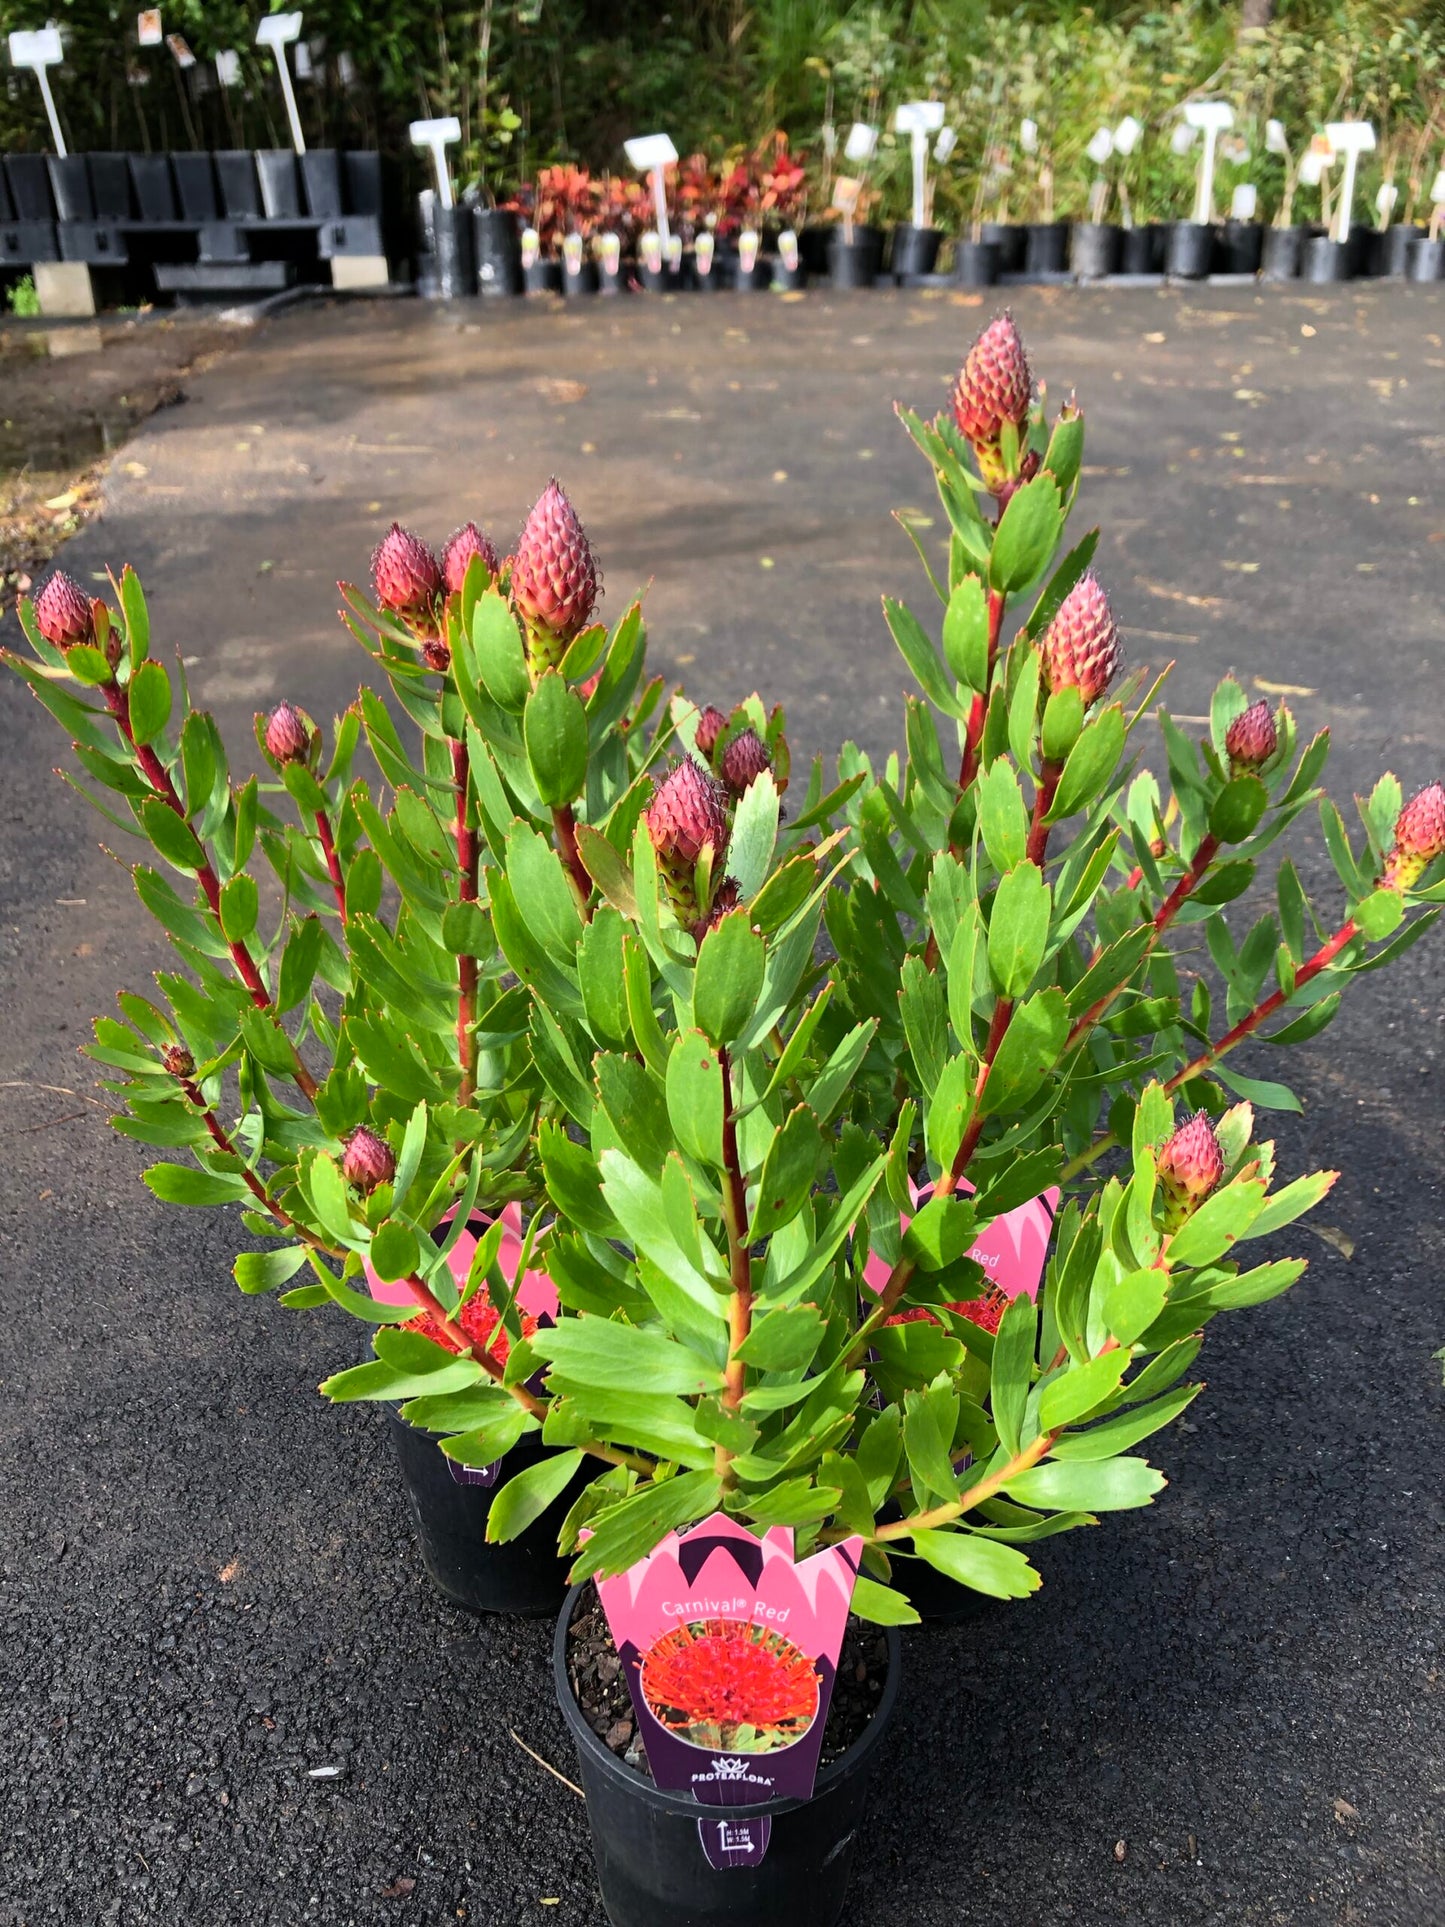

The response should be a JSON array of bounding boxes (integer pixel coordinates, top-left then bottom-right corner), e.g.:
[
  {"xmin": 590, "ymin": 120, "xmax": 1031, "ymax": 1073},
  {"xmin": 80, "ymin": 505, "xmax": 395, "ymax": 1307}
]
[{"xmin": 10, "ymin": 315, "xmax": 1443, "ymax": 1622}]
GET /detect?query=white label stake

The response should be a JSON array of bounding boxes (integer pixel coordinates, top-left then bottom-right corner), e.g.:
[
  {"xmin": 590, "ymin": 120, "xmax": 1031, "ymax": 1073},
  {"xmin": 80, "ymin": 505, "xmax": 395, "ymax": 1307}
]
[
  {"xmin": 8, "ymin": 28, "xmax": 67, "ymax": 156},
  {"xmin": 1325, "ymin": 121, "xmax": 1375, "ymax": 243},
  {"xmin": 624, "ymin": 134, "xmax": 679, "ymax": 254},
  {"xmin": 1183, "ymin": 101, "xmax": 1234, "ymax": 226},
  {"xmin": 895, "ymin": 102, "xmax": 944, "ymax": 230},
  {"xmin": 410, "ymin": 117, "xmax": 460, "ymax": 211},
  {"xmin": 255, "ymin": 12, "xmax": 305, "ymax": 154}
]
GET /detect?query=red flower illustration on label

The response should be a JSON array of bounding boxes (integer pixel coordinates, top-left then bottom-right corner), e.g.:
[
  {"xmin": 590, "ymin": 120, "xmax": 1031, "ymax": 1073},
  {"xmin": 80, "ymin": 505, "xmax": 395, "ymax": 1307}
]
[
  {"xmin": 411, "ymin": 1291, "xmax": 540, "ymax": 1363},
  {"xmin": 639, "ymin": 1619, "xmax": 821, "ymax": 1755}
]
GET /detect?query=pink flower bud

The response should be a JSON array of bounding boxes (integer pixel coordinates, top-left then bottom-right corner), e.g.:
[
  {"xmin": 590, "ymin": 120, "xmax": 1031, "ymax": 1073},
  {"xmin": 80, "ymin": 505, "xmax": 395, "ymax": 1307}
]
[
  {"xmin": 162, "ymin": 1043, "xmax": 196, "ymax": 1080},
  {"xmin": 1225, "ymin": 700, "xmax": 1277, "ymax": 772},
  {"xmin": 698, "ymin": 876, "xmax": 742, "ymax": 934},
  {"xmin": 371, "ymin": 523, "xmax": 442, "ymax": 616},
  {"xmin": 263, "ymin": 701, "xmax": 313, "ymax": 766},
  {"xmin": 441, "ymin": 521, "xmax": 499, "ymax": 595},
  {"xmin": 34, "ymin": 570, "xmax": 95, "ymax": 650},
  {"xmin": 1382, "ymin": 780, "xmax": 1445, "ymax": 892},
  {"xmin": 719, "ymin": 727, "xmax": 772, "ymax": 798},
  {"xmin": 511, "ymin": 480, "xmax": 600, "ymax": 658},
  {"xmin": 694, "ymin": 705, "xmax": 728, "ymax": 760},
  {"xmin": 1038, "ymin": 570, "xmax": 1122, "ymax": 706},
  {"xmin": 342, "ymin": 1125, "xmax": 395, "ymax": 1194},
  {"xmin": 1158, "ymin": 1111, "xmax": 1225, "ymax": 1231},
  {"xmin": 646, "ymin": 757, "xmax": 729, "ymax": 868},
  {"xmin": 953, "ymin": 313, "xmax": 1032, "ymax": 449}
]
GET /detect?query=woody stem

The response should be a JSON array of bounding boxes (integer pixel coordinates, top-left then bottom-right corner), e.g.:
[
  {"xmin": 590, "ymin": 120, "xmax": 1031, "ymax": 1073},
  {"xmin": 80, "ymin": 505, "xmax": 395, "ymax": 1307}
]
[
  {"xmin": 451, "ymin": 736, "xmax": 480, "ymax": 1104},
  {"xmin": 716, "ymin": 1046, "xmax": 753, "ymax": 1488},
  {"xmin": 314, "ymin": 808, "xmax": 347, "ymax": 924},
  {"xmin": 552, "ymin": 804, "xmax": 594, "ymax": 922}
]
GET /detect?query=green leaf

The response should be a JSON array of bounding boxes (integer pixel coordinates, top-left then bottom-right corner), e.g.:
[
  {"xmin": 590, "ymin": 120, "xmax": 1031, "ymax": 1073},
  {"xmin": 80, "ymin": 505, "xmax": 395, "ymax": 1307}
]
[
  {"xmin": 596, "ymin": 1053, "xmax": 672, "ymax": 1170},
  {"xmin": 693, "ymin": 911, "xmax": 766, "ymax": 1046},
  {"xmin": 735, "ymin": 1302, "xmax": 826, "ymax": 1371},
  {"xmin": 941, "ymin": 573, "xmax": 990, "ymax": 691},
  {"xmin": 1037, "ymin": 1349, "xmax": 1131, "ymax": 1430},
  {"xmin": 1047, "ymin": 705, "xmax": 1125, "ymax": 824},
  {"xmin": 1040, "ymin": 686, "xmax": 1084, "ymax": 767},
  {"xmin": 127, "ymin": 659, "xmax": 171, "ymax": 745},
  {"xmin": 506, "ymin": 822, "xmax": 583, "ymax": 967},
  {"xmin": 1248, "ymin": 1169, "xmax": 1338, "ymax": 1240},
  {"xmin": 904, "ymin": 1385, "xmax": 961, "ymax": 1505},
  {"xmin": 370, "ymin": 1220, "xmax": 421, "ymax": 1284},
  {"xmin": 987, "ymin": 863, "xmax": 1051, "ymax": 998},
  {"xmin": 901, "ymin": 1195, "xmax": 978, "ymax": 1271},
  {"xmin": 1209, "ymin": 774, "xmax": 1269, "ymax": 844},
  {"xmin": 144, "ymin": 1162, "xmax": 251, "ymax": 1206},
  {"xmin": 989, "ymin": 474, "xmax": 1063, "ymax": 594},
  {"xmin": 1103, "ymin": 1269, "xmax": 1167, "ymax": 1346},
  {"xmin": 532, "ymin": 1320, "xmax": 726, "ymax": 1396},
  {"xmin": 1042, "ymin": 414, "xmax": 1084, "ymax": 496},
  {"xmin": 900, "ymin": 955, "xmax": 947, "ymax": 1097},
  {"xmin": 577, "ymin": 908, "xmax": 630, "ymax": 1047},
  {"xmin": 545, "ymin": 1390, "xmax": 712, "ymax": 1469},
  {"xmin": 1353, "ymin": 888, "xmax": 1405, "ymax": 942},
  {"xmin": 980, "ymin": 988, "xmax": 1068, "ymax": 1116},
  {"xmin": 925, "ymin": 1052, "xmax": 976, "ymax": 1171},
  {"xmin": 665, "ymin": 1030, "xmax": 726, "ymax": 1169},
  {"xmin": 883, "ymin": 596, "xmax": 965, "ymax": 718},
  {"xmin": 978, "ymin": 760, "xmax": 1029, "ymax": 872},
  {"xmin": 1211, "ymin": 1064, "xmax": 1303, "ymax": 1113},
  {"xmin": 803, "ymin": 1018, "xmax": 877, "ymax": 1124},
  {"xmin": 538, "ymin": 1119, "xmax": 616, "ymax": 1234},
  {"xmin": 1004, "ymin": 1457, "xmax": 1165, "ymax": 1511},
  {"xmin": 911, "ymin": 1528, "xmax": 1041, "ymax": 1598},
  {"xmin": 470, "ymin": 590, "xmax": 531, "ymax": 710},
  {"xmin": 1049, "ymin": 1383, "xmax": 1201, "ymax": 1460},
  {"xmin": 278, "ymin": 916, "xmax": 325, "ymax": 1011},
  {"xmin": 850, "ymin": 1574, "xmax": 922, "ymax": 1626},
  {"xmin": 990, "ymin": 1290, "xmax": 1036, "ymax": 1457},
  {"xmin": 749, "ymin": 1106, "xmax": 822, "ymax": 1241},
  {"xmin": 728, "ymin": 771, "xmax": 780, "ymax": 898},
  {"xmin": 486, "ymin": 1450, "xmax": 583, "ymax": 1543},
  {"xmin": 1165, "ymin": 1178, "xmax": 1266, "ymax": 1269},
  {"xmin": 524, "ymin": 671, "xmax": 589, "ymax": 806},
  {"xmin": 140, "ymin": 796, "xmax": 202, "ymax": 873},
  {"xmin": 437, "ymin": 1405, "xmax": 533, "ymax": 1466},
  {"xmin": 576, "ymin": 825, "xmax": 638, "ymax": 919},
  {"xmin": 218, "ymin": 873, "xmax": 258, "ymax": 944},
  {"xmin": 233, "ymin": 1246, "xmax": 308, "ymax": 1295},
  {"xmin": 569, "ymin": 1471, "xmax": 722, "ymax": 1581},
  {"xmin": 119, "ymin": 564, "xmax": 150, "ymax": 663}
]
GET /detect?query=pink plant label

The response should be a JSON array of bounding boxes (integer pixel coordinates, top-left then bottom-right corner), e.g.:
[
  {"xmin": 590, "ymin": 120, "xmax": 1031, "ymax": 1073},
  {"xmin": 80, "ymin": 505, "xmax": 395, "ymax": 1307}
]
[
  {"xmin": 593, "ymin": 1511, "xmax": 865, "ymax": 1833},
  {"xmin": 364, "ymin": 1205, "xmax": 557, "ymax": 1486},
  {"xmin": 861, "ymin": 1180, "xmax": 1060, "ymax": 1306}
]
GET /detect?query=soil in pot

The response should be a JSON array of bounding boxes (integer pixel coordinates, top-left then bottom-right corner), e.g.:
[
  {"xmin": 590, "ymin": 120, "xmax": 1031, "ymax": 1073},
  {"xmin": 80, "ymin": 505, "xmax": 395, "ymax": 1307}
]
[
  {"xmin": 557, "ymin": 1584, "xmax": 900, "ymax": 1926},
  {"xmin": 386, "ymin": 1409, "xmax": 583, "ymax": 1616},
  {"xmin": 1070, "ymin": 221, "xmax": 1121, "ymax": 278},
  {"xmin": 1166, "ymin": 220, "xmax": 1213, "ymax": 278},
  {"xmin": 1024, "ymin": 221, "xmax": 1069, "ymax": 274},
  {"xmin": 1262, "ymin": 224, "xmax": 1305, "ymax": 280},
  {"xmin": 955, "ymin": 238, "xmax": 1001, "ymax": 286},
  {"xmin": 891, "ymin": 223, "xmax": 942, "ymax": 279}
]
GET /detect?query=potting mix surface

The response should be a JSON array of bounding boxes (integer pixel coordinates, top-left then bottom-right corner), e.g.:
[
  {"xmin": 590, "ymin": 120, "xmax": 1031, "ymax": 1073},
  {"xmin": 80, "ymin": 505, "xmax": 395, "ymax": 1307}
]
[{"xmin": 1, "ymin": 282, "xmax": 1441, "ymax": 1924}]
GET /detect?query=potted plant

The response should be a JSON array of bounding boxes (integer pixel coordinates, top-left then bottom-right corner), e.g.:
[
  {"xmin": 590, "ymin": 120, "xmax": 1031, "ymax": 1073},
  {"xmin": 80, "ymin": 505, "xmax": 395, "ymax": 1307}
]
[{"xmin": 4, "ymin": 488, "xmax": 676, "ymax": 1618}]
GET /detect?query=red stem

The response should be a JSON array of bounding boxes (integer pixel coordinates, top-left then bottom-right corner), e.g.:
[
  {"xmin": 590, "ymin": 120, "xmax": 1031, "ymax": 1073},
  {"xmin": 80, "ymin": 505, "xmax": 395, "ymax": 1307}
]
[
  {"xmin": 451, "ymin": 736, "xmax": 479, "ymax": 1104},
  {"xmin": 955, "ymin": 587, "xmax": 1007, "ymax": 801},
  {"xmin": 552, "ymin": 803, "xmax": 593, "ymax": 922},
  {"xmin": 314, "ymin": 809, "xmax": 347, "ymax": 924},
  {"xmin": 1165, "ymin": 917, "xmax": 1359, "ymax": 1093}
]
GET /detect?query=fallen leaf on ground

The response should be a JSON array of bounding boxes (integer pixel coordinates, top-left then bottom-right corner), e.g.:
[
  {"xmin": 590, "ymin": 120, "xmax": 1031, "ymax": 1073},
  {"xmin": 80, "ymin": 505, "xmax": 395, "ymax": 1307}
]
[
  {"xmin": 536, "ymin": 378, "xmax": 588, "ymax": 403},
  {"xmin": 1311, "ymin": 1224, "xmax": 1355, "ymax": 1261},
  {"xmin": 1334, "ymin": 1798, "xmax": 1360, "ymax": 1823},
  {"xmin": 1136, "ymin": 579, "xmax": 1223, "ymax": 610},
  {"xmin": 380, "ymin": 1877, "xmax": 416, "ymax": 1898},
  {"xmin": 1114, "ymin": 1840, "xmax": 1127, "ymax": 1861},
  {"xmin": 1253, "ymin": 676, "xmax": 1316, "ymax": 697}
]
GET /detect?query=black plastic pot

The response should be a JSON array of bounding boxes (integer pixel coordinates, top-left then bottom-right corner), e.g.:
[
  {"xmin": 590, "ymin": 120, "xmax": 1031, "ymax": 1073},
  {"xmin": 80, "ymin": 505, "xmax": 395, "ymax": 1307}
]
[
  {"xmin": 599, "ymin": 260, "xmax": 627, "ymax": 296},
  {"xmin": 1024, "ymin": 221, "xmax": 1069, "ymax": 274},
  {"xmin": 555, "ymin": 1584, "xmax": 901, "ymax": 1926},
  {"xmin": 563, "ymin": 259, "xmax": 600, "ymax": 297},
  {"xmin": 45, "ymin": 155, "xmax": 92, "ymax": 223},
  {"xmin": 1166, "ymin": 220, "xmax": 1213, "ymax": 279},
  {"xmin": 955, "ymin": 238, "xmax": 1001, "ymax": 287},
  {"xmin": 430, "ymin": 203, "xmax": 476, "ymax": 298},
  {"xmin": 473, "ymin": 207, "xmax": 521, "ymax": 298},
  {"xmin": 1219, "ymin": 219, "xmax": 1263, "ymax": 276},
  {"xmin": 798, "ymin": 224, "xmax": 832, "ymax": 277},
  {"xmin": 255, "ymin": 149, "xmax": 302, "ymax": 221},
  {"xmin": 524, "ymin": 257, "xmax": 564, "ymax": 295},
  {"xmin": 732, "ymin": 259, "xmax": 772, "ymax": 292},
  {"xmin": 1261, "ymin": 224, "xmax": 1304, "ymax": 281},
  {"xmin": 387, "ymin": 1409, "xmax": 581, "ymax": 1616},
  {"xmin": 1303, "ymin": 235, "xmax": 1350, "ymax": 283},
  {"xmin": 1070, "ymin": 221, "xmax": 1121, "ymax": 279},
  {"xmin": 1120, "ymin": 224, "xmax": 1161, "ymax": 274},
  {"xmin": 891, "ymin": 222, "xmax": 942, "ymax": 279},
  {"xmin": 639, "ymin": 262, "xmax": 672, "ymax": 293},
  {"xmin": 1345, "ymin": 227, "xmax": 1373, "ymax": 278},
  {"xmin": 1375, "ymin": 224, "xmax": 1423, "ymax": 277},
  {"xmin": 1408, "ymin": 236, "xmax": 1445, "ymax": 282},
  {"xmin": 981, "ymin": 220, "xmax": 1026, "ymax": 271},
  {"xmin": 828, "ymin": 225, "xmax": 884, "ymax": 288},
  {"xmin": 771, "ymin": 259, "xmax": 806, "ymax": 291}
]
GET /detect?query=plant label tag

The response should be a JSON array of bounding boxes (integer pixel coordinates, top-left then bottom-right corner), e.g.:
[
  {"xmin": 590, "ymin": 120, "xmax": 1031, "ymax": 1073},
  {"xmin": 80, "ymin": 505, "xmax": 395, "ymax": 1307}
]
[
  {"xmin": 521, "ymin": 226, "xmax": 540, "ymax": 268},
  {"xmin": 1265, "ymin": 118, "xmax": 1289, "ymax": 156},
  {"xmin": 293, "ymin": 39, "xmax": 313, "ymax": 79},
  {"xmin": 8, "ymin": 27, "xmax": 67, "ymax": 153},
  {"xmin": 138, "ymin": 10, "xmax": 163, "ymax": 46},
  {"xmin": 593, "ymin": 1512, "xmax": 865, "ymax": 1825},
  {"xmin": 844, "ymin": 121, "xmax": 878, "ymax": 164},
  {"xmin": 597, "ymin": 231, "xmax": 621, "ymax": 275},
  {"xmin": 215, "ymin": 49, "xmax": 240, "ymax": 86},
  {"xmin": 1019, "ymin": 117, "xmax": 1039, "ymax": 155},
  {"xmin": 1231, "ymin": 183, "xmax": 1257, "ymax": 221},
  {"xmin": 778, "ymin": 227, "xmax": 799, "ymax": 273},
  {"xmin": 562, "ymin": 231, "xmax": 584, "ymax": 273},
  {"xmin": 410, "ymin": 116, "xmax": 461, "ymax": 208},
  {"xmin": 641, "ymin": 229, "xmax": 663, "ymax": 272},
  {"xmin": 665, "ymin": 231, "xmax": 683, "ymax": 271},
  {"xmin": 832, "ymin": 175, "xmax": 862, "ymax": 216},
  {"xmin": 1086, "ymin": 126, "xmax": 1114, "ymax": 167},
  {"xmin": 167, "ymin": 33, "xmax": 195, "ymax": 69},
  {"xmin": 1114, "ymin": 114, "xmax": 1141, "ymax": 156},
  {"xmin": 862, "ymin": 1182, "xmax": 1060, "ymax": 1318},
  {"xmin": 1432, "ymin": 170, "xmax": 1445, "ymax": 207},
  {"xmin": 695, "ymin": 230, "xmax": 715, "ymax": 274},
  {"xmin": 738, "ymin": 228, "xmax": 759, "ymax": 274},
  {"xmin": 698, "ymin": 1815, "xmax": 772, "ymax": 1869},
  {"xmin": 934, "ymin": 125, "xmax": 957, "ymax": 163}
]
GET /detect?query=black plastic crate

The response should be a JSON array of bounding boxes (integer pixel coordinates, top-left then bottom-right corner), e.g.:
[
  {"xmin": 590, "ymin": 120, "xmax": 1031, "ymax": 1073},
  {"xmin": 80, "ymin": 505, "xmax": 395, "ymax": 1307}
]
[
  {"xmin": 255, "ymin": 151, "xmax": 301, "ymax": 220},
  {"xmin": 172, "ymin": 153, "xmax": 219, "ymax": 223},
  {"xmin": 58, "ymin": 221, "xmax": 129, "ymax": 266},
  {"xmin": 215, "ymin": 151, "xmax": 261, "ymax": 221},
  {"xmin": 128, "ymin": 154, "xmax": 179, "ymax": 223},
  {"xmin": 301, "ymin": 150, "xmax": 342, "ymax": 219},
  {"xmin": 5, "ymin": 155, "xmax": 54, "ymax": 222},
  {"xmin": 87, "ymin": 154, "xmax": 133, "ymax": 221},
  {"xmin": 0, "ymin": 221, "xmax": 59, "ymax": 264},
  {"xmin": 46, "ymin": 155, "xmax": 93, "ymax": 223}
]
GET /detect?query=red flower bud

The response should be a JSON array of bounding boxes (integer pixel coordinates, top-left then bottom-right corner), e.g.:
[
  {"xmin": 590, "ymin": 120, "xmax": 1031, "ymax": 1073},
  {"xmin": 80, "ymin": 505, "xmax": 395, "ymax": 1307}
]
[
  {"xmin": 341, "ymin": 1125, "xmax": 395, "ymax": 1194},
  {"xmin": 1158, "ymin": 1111, "xmax": 1225, "ymax": 1230},
  {"xmin": 719, "ymin": 727, "xmax": 772, "ymax": 798},
  {"xmin": 263, "ymin": 701, "xmax": 313, "ymax": 766},
  {"xmin": 34, "ymin": 570, "xmax": 95, "ymax": 650},
  {"xmin": 694, "ymin": 705, "xmax": 728, "ymax": 760},
  {"xmin": 371, "ymin": 523, "xmax": 442, "ymax": 617},
  {"xmin": 441, "ymin": 521, "xmax": 499, "ymax": 595},
  {"xmin": 646, "ymin": 757, "xmax": 730, "ymax": 869},
  {"xmin": 698, "ymin": 876, "xmax": 742, "ymax": 934},
  {"xmin": 1225, "ymin": 700, "xmax": 1277, "ymax": 772},
  {"xmin": 1038, "ymin": 570, "xmax": 1121, "ymax": 705},
  {"xmin": 953, "ymin": 313, "xmax": 1032, "ymax": 449},
  {"xmin": 1382, "ymin": 780, "xmax": 1445, "ymax": 892},
  {"xmin": 162, "ymin": 1043, "xmax": 196, "ymax": 1080},
  {"xmin": 511, "ymin": 480, "xmax": 600, "ymax": 660}
]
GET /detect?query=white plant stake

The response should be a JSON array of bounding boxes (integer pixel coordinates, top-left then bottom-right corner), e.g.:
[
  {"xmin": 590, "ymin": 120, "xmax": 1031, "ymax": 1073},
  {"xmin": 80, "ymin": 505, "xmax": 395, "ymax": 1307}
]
[
  {"xmin": 1266, "ymin": 119, "xmax": 1289, "ymax": 157},
  {"xmin": 1375, "ymin": 181, "xmax": 1398, "ymax": 230},
  {"xmin": 895, "ymin": 101, "xmax": 945, "ymax": 229},
  {"xmin": 1183, "ymin": 100, "xmax": 1233, "ymax": 225},
  {"xmin": 8, "ymin": 28, "xmax": 67, "ymax": 157},
  {"xmin": 624, "ymin": 134, "xmax": 679, "ymax": 255},
  {"xmin": 1231, "ymin": 183, "xmax": 1258, "ymax": 221},
  {"xmin": 1019, "ymin": 118, "xmax": 1039, "ymax": 156},
  {"xmin": 215, "ymin": 49, "xmax": 240, "ymax": 88},
  {"xmin": 1086, "ymin": 125, "xmax": 1113, "ymax": 222},
  {"xmin": 255, "ymin": 12, "xmax": 306, "ymax": 154},
  {"xmin": 844, "ymin": 122, "xmax": 878, "ymax": 166},
  {"xmin": 1114, "ymin": 116, "xmax": 1141, "ymax": 157},
  {"xmin": 410, "ymin": 116, "xmax": 461, "ymax": 211},
  {"xmin": 1429, "ymin": 168, "xmax": 1445, "ymax": 242},
  {"xmin": 1325, "ymin": 121, "xmax": 1375, "ymax": 243}
]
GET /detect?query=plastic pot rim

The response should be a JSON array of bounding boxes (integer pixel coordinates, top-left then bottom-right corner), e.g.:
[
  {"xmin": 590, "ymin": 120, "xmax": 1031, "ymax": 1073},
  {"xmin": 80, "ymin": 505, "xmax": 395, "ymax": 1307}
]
[{"xmin": 552, "ymin": 1579, "xmax": 902, "ymax": 1823}]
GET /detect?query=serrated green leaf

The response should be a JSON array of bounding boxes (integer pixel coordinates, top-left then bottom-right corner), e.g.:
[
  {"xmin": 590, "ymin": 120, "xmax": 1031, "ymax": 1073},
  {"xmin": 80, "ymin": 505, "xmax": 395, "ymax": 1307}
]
[{"xmin": 486, "ymin": 1450, "xmax": 583, "ymax": 1543}]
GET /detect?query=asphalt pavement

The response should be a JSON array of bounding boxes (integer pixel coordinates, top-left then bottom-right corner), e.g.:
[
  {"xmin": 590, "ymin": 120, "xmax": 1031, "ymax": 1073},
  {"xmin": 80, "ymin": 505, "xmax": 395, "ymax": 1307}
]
[{"xmin": 1, "ymin": 281, "xmax": 1442, "ymax": 1925}]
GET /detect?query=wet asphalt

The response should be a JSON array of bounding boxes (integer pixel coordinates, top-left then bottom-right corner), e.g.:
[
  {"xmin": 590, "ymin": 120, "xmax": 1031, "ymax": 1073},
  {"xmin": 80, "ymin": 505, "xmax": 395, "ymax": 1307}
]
[{"xmin": 0, "ymin": 281, "xmax": 1442, "ymax": 1925}]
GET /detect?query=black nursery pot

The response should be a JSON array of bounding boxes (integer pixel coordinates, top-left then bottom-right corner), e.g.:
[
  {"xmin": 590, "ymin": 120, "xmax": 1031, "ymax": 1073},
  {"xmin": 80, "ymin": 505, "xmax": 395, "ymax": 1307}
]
[
  {"xmin": 554, "ymin": 1585, "xmax": 901, "ymax": 1927},
  {"xmin": 981, "ymin": 220, "xmax": 1026, "ymax": 271},
  {"xmin": 1120, "ymin": 224, "xmax": 1162, "ymax": 274},
  {"xmin": 890, "ymin": 222, "xmax": 942, "ymax": 279},
  {"xmin": 563, "ymin": 259, "xmax": 600, "ymax": 297},
  {"xmin": 1024, "ymin": 220, "xmax": 1069, "ymax": 274},
  {"xmin": 1408, "ymin": 236, "xmax": 1445, "ymax": 282},
  {"xmin": 1303, "ymin": 235, "xmax": 1350, "ymax": 283},
  {"xmin": 1166, "ymin": 220, "xmax": 1213, "ymax": 279},
  {"xmin": 386, "ymin": 1408, "xmax": 581, "ymax": 1617},
  {"xmin": 429, "ymin": 203, "xmax": 476, "ymax": 299},
  {"xmin": 1070, "ymin": 221, "xmax": 1121, "ymax": 279},
  {"xmin": 828, "ymin": 225, "xmax": 884, "ymax": 288},
  {"xmin": 771, "ymin": 258, "xmax": 807, "ymax": 291},
  {"xmin": 473, "ymin": 207, "xmax": 522, "ymax": 298},
  {"xmin": 955, "ymin": 238, "xmax": 1001, "ymax": 287},
  {"xmin": 1261, "ymin": 224, "xmax": 1305, "ymax": 281},
  {"xmin": 1219, "ymin": 219, "xmax": 1263, "ymax": 276},
  {"xmin": 524, "ymin": 257, "xmax": 564, "ymax": 294},
  {"xmin": 798, "ymin": 223, "xmax": 832, "ymax": 276},
  {"xmin": 639, "ymin": 262, "xmax": 674, "ymax": 293},
  {"xmin": 1376, "ymin": 224, "xmax": 1423, "ymax": 277}
]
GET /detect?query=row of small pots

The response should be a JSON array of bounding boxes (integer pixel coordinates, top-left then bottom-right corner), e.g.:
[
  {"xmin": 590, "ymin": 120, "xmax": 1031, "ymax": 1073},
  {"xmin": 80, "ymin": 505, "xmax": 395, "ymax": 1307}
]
[
  {"xmin": 946, "ymin": 218, "xmax": 1445, "ymax": 284},
  {"xmin": 386, "ymin": 1407, "xmax": 983, "ymax": 1923}
]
